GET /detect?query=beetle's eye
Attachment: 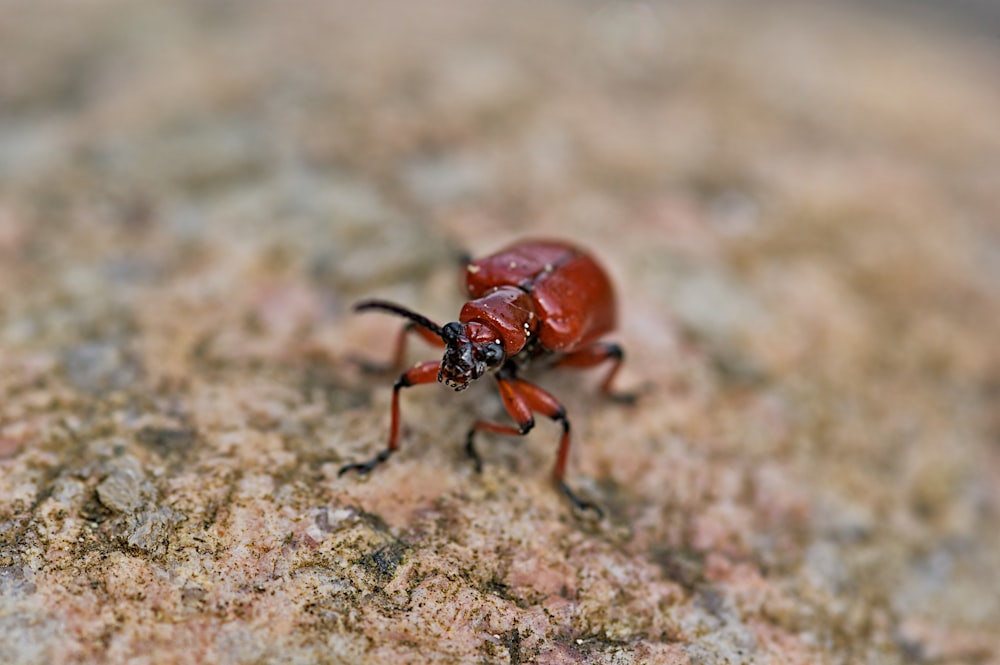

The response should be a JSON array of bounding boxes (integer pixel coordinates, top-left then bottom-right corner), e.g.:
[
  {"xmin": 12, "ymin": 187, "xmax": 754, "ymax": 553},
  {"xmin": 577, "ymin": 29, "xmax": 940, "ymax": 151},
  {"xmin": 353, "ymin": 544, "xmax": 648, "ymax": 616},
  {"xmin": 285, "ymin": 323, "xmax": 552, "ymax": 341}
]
[
  {"xmin": 481, "ymin": 342, "xmax": 504, "ymax": 366},
  {"xmin": 441, "ymin": 322, "xmax": 464, "ymax": 343}
]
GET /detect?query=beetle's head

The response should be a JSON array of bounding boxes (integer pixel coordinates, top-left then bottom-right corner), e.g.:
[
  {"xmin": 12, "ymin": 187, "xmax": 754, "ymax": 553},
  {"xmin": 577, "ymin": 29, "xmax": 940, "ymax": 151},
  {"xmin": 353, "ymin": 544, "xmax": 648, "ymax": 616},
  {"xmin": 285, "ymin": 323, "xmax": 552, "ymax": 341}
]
[
  {"xmin": 351, "ymin": 300, "xmax": 506, "ymax": 391},
  {"xmin": 438, "ymin": 322, "xmax": 505, "ymax": 391}
]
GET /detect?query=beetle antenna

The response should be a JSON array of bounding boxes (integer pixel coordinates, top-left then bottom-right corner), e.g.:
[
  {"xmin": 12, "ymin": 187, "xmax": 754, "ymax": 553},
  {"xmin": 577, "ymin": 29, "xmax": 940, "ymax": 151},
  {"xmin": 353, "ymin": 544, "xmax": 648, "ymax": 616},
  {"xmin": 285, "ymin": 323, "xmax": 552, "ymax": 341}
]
[{"xmin": 354, "ymin": 299, "xmax": 445, "ymax": 337}]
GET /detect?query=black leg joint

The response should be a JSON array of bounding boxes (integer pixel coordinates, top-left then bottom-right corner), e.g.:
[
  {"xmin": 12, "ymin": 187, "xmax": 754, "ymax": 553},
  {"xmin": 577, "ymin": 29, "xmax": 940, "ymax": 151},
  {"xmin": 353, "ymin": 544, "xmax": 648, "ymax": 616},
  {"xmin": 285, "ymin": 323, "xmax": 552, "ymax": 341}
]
[
  {"xmin": 552, "ymin": 408, "xmax": 569, "ymax": 433},
  {"xmin": 605, "ymin": 343, "xmax": 624, "ymax": 360}
]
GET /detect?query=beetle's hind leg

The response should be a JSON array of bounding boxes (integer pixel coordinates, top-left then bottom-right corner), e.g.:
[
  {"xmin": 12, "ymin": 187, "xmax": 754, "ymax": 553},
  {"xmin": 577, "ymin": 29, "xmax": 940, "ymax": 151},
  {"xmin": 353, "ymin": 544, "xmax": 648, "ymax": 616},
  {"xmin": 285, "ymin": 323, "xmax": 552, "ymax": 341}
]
[
  {"xmin": 551, "ymin": 341, "xmax": 636, "ymax": 404},
  {"xmin": 465, "ymin": 375, "xmax": 603, "ymax": 518}
]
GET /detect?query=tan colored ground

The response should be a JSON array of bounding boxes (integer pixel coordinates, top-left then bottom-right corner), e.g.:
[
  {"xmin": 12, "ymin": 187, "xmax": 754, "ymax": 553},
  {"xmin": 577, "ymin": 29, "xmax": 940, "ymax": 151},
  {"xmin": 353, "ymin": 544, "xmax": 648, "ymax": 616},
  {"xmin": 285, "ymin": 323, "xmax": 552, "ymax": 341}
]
[{"xmin": 1, "ymin": 1, "xmax": 999, "ymax": 663}]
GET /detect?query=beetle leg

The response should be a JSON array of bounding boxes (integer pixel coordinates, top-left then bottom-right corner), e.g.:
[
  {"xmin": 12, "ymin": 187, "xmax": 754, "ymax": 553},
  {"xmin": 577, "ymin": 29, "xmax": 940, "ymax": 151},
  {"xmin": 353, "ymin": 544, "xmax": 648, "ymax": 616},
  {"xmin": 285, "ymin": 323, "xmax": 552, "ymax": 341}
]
[
  {"xmin": 339, "ymin": 360, "xmax": 441, "ymax": 476},
  {"xmin": 466, "ymin": 377, "xmax": 603, "ymax": 517},
  {"xmin": 355, "ymin": 322, "xmax": 445, "ymax": 374},
  {"xmin": 552, "ymin": 342, "xmax": 634, "ymax": 404},
  {"xmin": 465, "ymin": 376, "xmax": 536, "ymax": 474}
]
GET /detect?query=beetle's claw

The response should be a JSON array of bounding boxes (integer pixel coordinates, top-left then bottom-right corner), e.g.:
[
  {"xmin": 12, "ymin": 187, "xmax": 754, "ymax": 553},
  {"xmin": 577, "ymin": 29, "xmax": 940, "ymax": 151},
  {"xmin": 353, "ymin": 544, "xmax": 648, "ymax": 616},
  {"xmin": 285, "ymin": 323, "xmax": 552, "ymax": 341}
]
[
  {"xmin": 464, "ymin": 433, "xmax": 484, "ymax": 474},
  {"xmin": 559, "ymin": 481, "xmax": 604, "ymax": 519},
  {"xmin": 338, "ymin": 449, "xmax": 393, "ymax": 477}
]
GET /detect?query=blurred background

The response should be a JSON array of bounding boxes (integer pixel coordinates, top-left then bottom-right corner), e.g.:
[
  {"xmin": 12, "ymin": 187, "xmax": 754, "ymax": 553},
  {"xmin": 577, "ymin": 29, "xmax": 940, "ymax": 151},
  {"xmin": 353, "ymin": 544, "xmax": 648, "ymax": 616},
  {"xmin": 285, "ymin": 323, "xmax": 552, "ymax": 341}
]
[{"xmin": 2, "ymin": 0, "xmax": 998, "ymax": 363}]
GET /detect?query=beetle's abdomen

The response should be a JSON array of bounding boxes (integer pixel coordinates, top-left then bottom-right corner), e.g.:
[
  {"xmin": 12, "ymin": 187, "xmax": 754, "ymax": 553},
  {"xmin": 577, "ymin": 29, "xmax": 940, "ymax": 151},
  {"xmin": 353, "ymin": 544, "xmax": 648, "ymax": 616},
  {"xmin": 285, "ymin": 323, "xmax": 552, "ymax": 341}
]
[
  {"xmin": 464, "ymin": 239, "xmax": 616, "ymax": 353},
  {"xmin": 465, "ymin": 240, "xmax": 577, "ymax": 297},
  {"xmin": 531, "ymin": 253, "xmax": 615, "ymax": 352}
]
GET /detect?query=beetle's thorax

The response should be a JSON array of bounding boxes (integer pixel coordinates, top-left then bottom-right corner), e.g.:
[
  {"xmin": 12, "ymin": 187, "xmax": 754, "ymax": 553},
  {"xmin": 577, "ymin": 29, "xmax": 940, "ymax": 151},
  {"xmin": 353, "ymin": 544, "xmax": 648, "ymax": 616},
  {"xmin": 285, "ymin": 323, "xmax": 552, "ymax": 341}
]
[
  {"xmin": 458, "ymin": 286, "xmax": 538, "ymax": 356},
  {"xmin": 438, "ymin": 321, "xmax": 506, "ymax": 391}
]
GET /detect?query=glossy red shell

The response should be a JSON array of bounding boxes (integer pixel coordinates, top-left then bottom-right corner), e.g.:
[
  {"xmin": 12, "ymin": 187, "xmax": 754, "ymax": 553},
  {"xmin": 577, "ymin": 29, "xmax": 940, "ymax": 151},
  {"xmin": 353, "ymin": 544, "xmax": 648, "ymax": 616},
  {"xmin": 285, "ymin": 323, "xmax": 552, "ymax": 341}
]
[
  {"xmin": 463, "ymin": 240, "xmax": 616, "ymax": 353},
  {"xmin": 459, "ymin": 287, "xmax": 538, "ymax": 355}
]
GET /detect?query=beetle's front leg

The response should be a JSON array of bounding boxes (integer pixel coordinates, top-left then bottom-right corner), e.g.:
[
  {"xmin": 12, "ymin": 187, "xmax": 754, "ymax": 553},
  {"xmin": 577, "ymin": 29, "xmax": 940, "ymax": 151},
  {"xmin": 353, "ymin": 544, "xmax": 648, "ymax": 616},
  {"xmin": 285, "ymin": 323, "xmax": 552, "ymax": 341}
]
[{"xmin": 339, "ymin": 360, "xmax": 440, "ymax": 476}]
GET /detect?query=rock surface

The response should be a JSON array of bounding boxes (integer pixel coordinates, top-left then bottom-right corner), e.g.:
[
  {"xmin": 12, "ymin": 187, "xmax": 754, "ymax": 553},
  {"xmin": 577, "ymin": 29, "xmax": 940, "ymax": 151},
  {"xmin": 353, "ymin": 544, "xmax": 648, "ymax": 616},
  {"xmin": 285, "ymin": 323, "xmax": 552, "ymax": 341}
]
[{"xmin": 1, "ymin": 1, "xmax": 998, "ymax": 663}]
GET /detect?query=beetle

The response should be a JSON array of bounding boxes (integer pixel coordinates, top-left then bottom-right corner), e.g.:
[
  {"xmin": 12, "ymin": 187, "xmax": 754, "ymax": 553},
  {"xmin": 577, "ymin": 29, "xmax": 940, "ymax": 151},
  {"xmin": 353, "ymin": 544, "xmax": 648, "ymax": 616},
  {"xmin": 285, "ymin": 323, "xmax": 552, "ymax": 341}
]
[{"xmin": 339, "ymin": 238, "xmax": 629, "ymax": 516}]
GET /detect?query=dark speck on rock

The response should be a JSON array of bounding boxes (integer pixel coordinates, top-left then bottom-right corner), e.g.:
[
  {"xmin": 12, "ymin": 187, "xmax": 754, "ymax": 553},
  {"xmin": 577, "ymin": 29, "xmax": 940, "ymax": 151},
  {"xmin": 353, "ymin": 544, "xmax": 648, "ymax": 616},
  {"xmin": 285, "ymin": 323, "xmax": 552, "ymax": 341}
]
[
  {"xmin": 365, "ymin": 542, "xmax": 407, "ymax": 584},
  {"xmin": 501, "ymin": 628, "xmax": 522, "ymax": 665}
]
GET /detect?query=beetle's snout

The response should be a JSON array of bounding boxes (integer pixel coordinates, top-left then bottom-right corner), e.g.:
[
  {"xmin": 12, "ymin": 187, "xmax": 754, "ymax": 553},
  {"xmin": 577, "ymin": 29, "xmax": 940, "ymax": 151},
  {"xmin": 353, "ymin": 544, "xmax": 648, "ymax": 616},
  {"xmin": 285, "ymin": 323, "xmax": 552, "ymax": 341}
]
[
  {"xmin": 439, "ymin": 339, "xmax": 483, "ymax": 391},
  {"xmin": 437, "ymin": 321, "xmax": 505, "ymax": 391}
]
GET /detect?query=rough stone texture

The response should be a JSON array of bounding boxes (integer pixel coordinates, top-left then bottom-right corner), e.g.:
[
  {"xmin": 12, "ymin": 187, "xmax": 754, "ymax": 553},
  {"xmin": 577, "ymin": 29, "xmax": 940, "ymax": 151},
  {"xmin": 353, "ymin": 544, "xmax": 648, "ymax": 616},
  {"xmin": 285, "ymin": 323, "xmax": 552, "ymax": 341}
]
[{"xmin": 1, "ymin": 1, "xmax": 999, "ymax": 663}]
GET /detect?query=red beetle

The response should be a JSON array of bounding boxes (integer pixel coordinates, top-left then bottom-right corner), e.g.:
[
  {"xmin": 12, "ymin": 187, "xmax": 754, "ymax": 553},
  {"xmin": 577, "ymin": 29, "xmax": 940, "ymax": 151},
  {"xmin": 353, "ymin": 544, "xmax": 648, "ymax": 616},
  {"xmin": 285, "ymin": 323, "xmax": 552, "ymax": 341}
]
[{"xmin": 340, "ymin": 239, "xmax": 629, "ymax": 515}]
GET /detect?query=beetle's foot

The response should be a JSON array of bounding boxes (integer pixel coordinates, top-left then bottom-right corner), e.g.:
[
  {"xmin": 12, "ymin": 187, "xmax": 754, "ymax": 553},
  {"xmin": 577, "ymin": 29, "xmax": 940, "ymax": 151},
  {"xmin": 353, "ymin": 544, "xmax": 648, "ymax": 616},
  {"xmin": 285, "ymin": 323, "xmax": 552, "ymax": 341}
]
[
  {"xmin": 559, "ymin": 481, "xmax": 604, "ymax": 519},
  {"xmin": 338, "ymin": 449, "xmax": 393, "ymax": 477},
  {"xmin": 464, "ymin": 432, "xmax": 484, "ymax": 474}
]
